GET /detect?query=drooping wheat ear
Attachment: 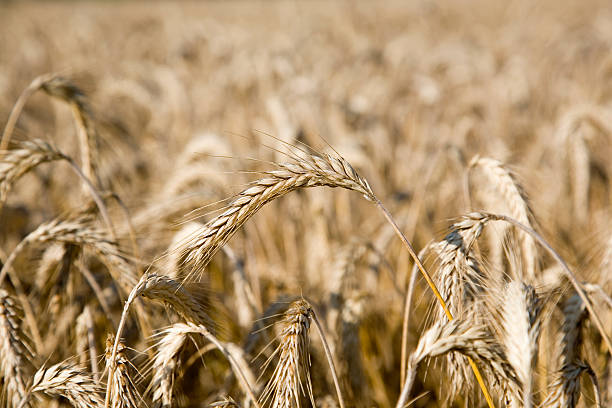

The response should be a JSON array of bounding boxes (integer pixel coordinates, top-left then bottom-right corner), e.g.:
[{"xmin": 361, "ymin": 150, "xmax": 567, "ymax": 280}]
[
  {"xmin": 21, "ymin": 362, "xmax": 104, "ymax": 408},
  {"xmin": 396, "ymin": 316, "xmax": 520, "ymax": 408},
  {"xmin": 181, "ymin": 153, "xmax": 375, "ymax": 281},
  {"xmin": 542, "ymin": 361, "xmax": 601, "ymax": 408},
  {"xmin": 0, "ymin": 138, "xmax": 114, "ymax": 235},
  {"xmin": 0, "ymin": 73, "xmax": 57, "ymax": 153},
  {"xmin": 0, "ymin": 139, "xmax": 64, "ymax": 205},
  {"xmin": 105, "ymin": 335, "xmax": 140, "ymax": 408},
  {"xmin": 106, "ymin": 274, "xmax": 216, "ymax": 408},
  {"xmin": 431, "ymin": 214, "xmax": 489, "ymax": 397},
  {"xmin": 40, "ymin": 76, "xmax": 100, "ymax": 185},
  {"xmin": 223, "ymin": 246, "xmax": 259, "ymax": 330},
  {"xmin": 0, "ymin": 289, "xmax": 31, "ymax": 408},
  {"xmin": 555, "ymin": 105, "xmax": 612, "ymax": 225},
  {"xmin": 149, "ymin": 325, "xmax": 189, "ymax": 408},
  {"xmin": 137, "ymin": 273, "xmax": 212, "ymax": 326},
  {"xmin": 500, "ymin": 281, "xmax": 541, "ymax": 408},
  {"xmin": 468, "ymin": 156, "xmax": 538, "ymax": 281},
  {"xmin": 145, "ymin": 323, "xmax": 259, "ymax": 408},
  {"xmin": 0, "ymin": 215, "xmax": 135, "ymax": 291},
  {"xmin": 260, "ymin": 300, "xmax": 315, "ymax": 408}
]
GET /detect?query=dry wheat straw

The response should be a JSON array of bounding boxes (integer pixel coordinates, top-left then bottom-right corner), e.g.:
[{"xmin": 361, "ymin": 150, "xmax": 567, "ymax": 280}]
[{"xmin": 21, "ymin": 361, "xmax": 104, "ymax": 408}]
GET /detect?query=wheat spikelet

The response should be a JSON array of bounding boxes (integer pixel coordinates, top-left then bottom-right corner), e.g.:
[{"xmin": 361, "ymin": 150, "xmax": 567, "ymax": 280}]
[
  {"xmin": 500, "ymin": 281, "xmax": 541, "ymax": 408},
  {"xmin": 25, "ymin": 361, "xmax": 103, "ymax": 408},
  {"xmin": 105, "ymin": 335, "xmax": 140, "ymax": 408},
  {"xmin": 181, "ymin": 153, "xmax": 374, "ymax": 281},
  {"xmin": 0, "ymin": 289, "xmax": 31, "ymax": 408},
  {"xmin": 468, "ymin": 156, "xmax": 538, "ymax": 281},
  {"xmin": 260, "ymin": 299, "xmax": 315, "ymax": 408}
]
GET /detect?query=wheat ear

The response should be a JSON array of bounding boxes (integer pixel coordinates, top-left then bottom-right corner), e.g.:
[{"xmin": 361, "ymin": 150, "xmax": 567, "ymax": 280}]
[
  {"xmin": 0, "ymin": 139, "xmax": 114, "ymax": 236},
  {"xmin": 0, "ymin": 215, "xmax": 134, "ymax": 290},
  {"xmin": 468, "ymin": 156, "xmax": 538, "ymax": 280},
  {"xmin": 147, "ymin": 323, "xmax": 260, "ymax": 408},
  {"xmin": 260, "ymin": 299, "xmax": 315, "ymax": 408},
  {"xmin": 396, "ymin": 317, "xmax": 519, "ymax": 408},
  {"xmin": 19, "ymin": 362, "xmax": 103, "ymax": 408},
  {"xmin": 500, "ymin": 281, "xmax": 541, "ymax": 408},
  {"xmin": 542, "ymin": 361, "xmax": 601, "ymax": 408},
  {"xmin": 0, "ymin": 289, "xmax": 31, "ymax": 408},
  {"xmin": 0, "ymin": 73, "xmax": 57, "ymax": 153},
  {"xmin": 105, "ymin": 335, "xmax": 140, "ymax": 408}
]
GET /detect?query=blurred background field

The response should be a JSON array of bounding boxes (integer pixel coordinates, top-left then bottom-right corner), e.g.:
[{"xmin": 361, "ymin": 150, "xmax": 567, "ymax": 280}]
[{"xmin": 1, "ymin": 1, "xmax": 612, "ymax": 407}]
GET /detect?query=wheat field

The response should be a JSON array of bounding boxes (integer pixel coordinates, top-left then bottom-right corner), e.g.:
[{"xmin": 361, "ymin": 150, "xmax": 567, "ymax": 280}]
[{"xmin": 1, "ymin": 0, "xmax": 612, "ymax": 407}]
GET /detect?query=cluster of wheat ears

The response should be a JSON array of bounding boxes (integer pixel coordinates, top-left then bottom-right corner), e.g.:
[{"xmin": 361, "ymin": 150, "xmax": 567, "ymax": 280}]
[{"xmin": 1, "ymin": 1, "xmax": 612, "ymax": 408}]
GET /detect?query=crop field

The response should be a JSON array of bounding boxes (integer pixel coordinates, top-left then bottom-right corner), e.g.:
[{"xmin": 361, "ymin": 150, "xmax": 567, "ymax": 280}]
[{"xmin": 1, "ymin": 0, "xmax": 612, "ymax": 407}]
